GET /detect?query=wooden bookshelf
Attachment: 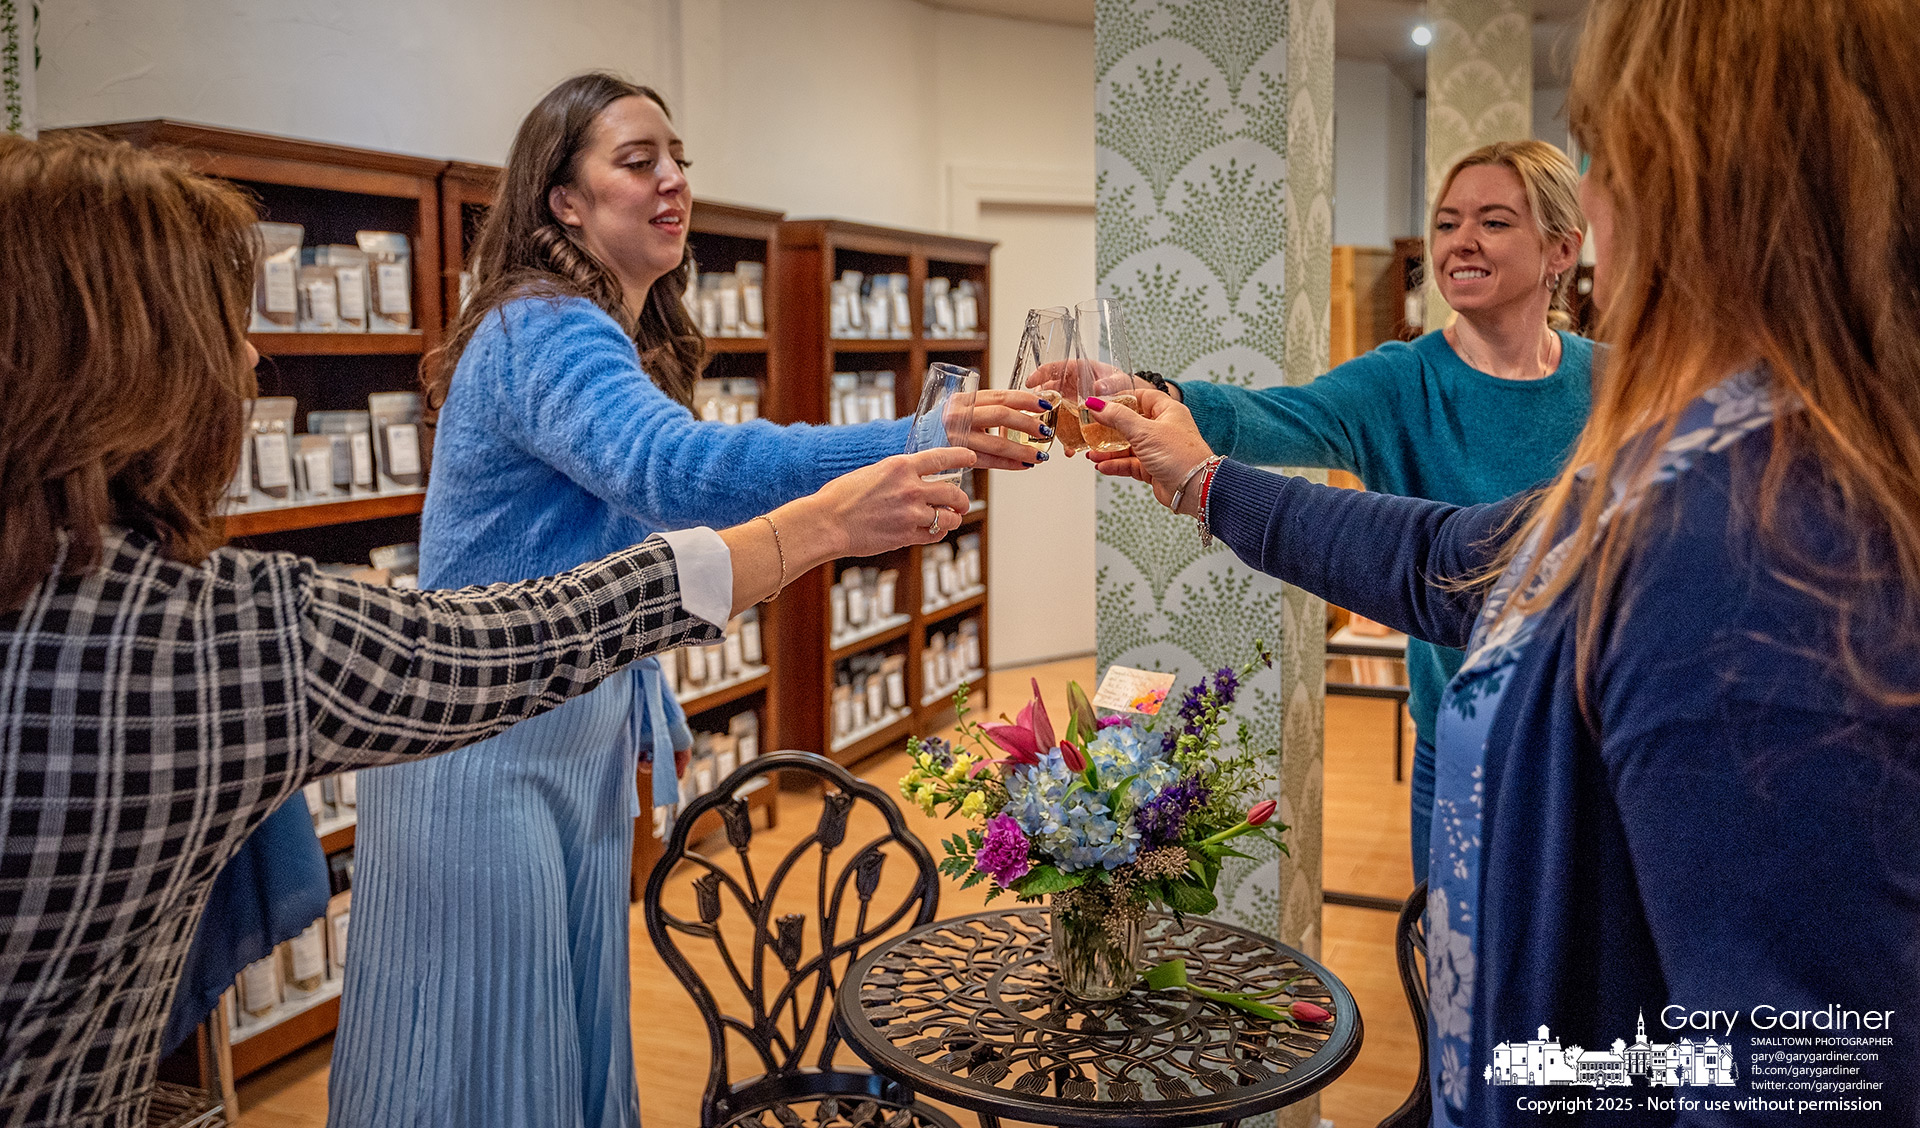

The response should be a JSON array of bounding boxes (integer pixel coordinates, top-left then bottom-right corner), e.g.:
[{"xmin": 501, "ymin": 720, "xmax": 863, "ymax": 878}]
[
  {"xmin": 222, "ymin": 491, "xmax": 424, "ymax": 537},
  {"xmin": 770, "ymin": 220, "xmax": 995, "ymax": 765}
]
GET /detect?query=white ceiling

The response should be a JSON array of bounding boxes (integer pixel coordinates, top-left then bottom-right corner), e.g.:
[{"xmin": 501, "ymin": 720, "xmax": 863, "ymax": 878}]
[{"xmin": 917, "ymin": 0, "xmax": 1591, "ymax": 93}]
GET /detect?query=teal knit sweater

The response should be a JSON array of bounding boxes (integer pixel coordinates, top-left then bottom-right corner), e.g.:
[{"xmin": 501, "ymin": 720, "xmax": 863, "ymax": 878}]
[{"xmin": 1178, "ymin": 329, "xmax": 1593, "ymax": 743}]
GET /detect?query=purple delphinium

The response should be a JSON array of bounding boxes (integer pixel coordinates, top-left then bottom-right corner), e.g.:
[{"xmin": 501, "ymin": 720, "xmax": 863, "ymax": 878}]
[
  {"xmin": 975, "ymin": 813, "xmax": 1034, "ymax": 886},
  {"xmin": 917, "ymin": 735, "xmax": 955, "ymax": 768},
  {"xmin": 1211, "ymin": 665, "xmax": 1239, "ymax": 707},
  {"xmin": 1134, "ymin": 775, "xmax": 1211, "ymax": 848}
]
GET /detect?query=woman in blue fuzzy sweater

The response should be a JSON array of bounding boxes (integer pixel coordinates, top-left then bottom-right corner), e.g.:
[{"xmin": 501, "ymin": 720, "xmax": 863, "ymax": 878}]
[
  {"xmin": 1085, "ymin": 1, "xmax": 1920, "ymax": 1124},
  {"xmin": 328, "ymin": 74, "xmax": 1045, "ymax": 1128}
]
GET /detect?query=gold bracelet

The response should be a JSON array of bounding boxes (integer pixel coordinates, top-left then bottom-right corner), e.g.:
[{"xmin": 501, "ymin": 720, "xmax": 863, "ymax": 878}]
[{"xmin": 758, "ymin": 513, "xmax": 787, "ymax": 603}]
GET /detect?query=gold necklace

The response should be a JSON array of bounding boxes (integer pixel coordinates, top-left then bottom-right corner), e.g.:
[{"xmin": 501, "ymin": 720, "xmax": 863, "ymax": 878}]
[{"xmin": 1452, "ymin": 325, "xmax": 1558, "ymax": 380}]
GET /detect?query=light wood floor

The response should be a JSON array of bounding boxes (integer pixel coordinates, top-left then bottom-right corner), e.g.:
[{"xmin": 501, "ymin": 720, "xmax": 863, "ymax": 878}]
[{"xmin": 233, "ymin": 657, "xmax": 1419, "ymax": 1127}]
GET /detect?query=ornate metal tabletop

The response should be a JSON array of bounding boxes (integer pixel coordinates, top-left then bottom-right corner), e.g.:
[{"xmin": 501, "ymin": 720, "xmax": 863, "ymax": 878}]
[{"xmin": 834, "ymin": 908, "xmax": 1362, "ymax": 1128}]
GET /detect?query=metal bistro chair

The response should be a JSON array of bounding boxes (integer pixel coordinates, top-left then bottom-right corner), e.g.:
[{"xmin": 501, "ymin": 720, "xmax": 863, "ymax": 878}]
[
  {"xmin": 644, "ymin": 751, "xmax": 960, "ymax": 1128},
  {"xmin": 1378, "ymin": 882, "xmax": 1431, "ymax": 1128}
]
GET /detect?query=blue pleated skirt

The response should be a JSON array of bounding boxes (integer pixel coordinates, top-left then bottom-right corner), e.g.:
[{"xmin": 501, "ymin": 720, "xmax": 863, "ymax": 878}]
[{"xmin": 328, "ymin": 671, "xmax": 642, "ymax": 1128}]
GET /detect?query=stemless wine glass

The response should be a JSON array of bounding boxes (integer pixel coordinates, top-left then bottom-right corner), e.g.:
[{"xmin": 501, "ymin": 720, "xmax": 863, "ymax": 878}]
[
  {"xmin": 905, "ymin": 361, "xmax": 980, "ymax": 486},
  {"xmin": 1005, "ymin": 306, "xmax": 1074, "ymax": 456},
  {"xmin": 1068, "ymin": 298, "xmax": 1148, "ymax": 454}
]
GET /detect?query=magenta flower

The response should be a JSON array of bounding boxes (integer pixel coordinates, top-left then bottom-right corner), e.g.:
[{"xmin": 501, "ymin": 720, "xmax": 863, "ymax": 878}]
[{"xmin": 975, "ymin": 814, "xmax": 1033, "ymax": 886}]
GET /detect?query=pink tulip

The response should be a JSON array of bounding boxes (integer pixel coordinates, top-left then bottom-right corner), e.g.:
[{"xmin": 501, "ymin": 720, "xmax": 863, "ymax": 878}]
[
  {"xmin": 1290, "ymin": 1000, "xmax": 1331, "ymax": 1023},
  {"xmin": 1247, "ymin": 799, "xmax": 1277, "ymax": 827},
  {"xmin": 1059, "ymin": 738, "xmax": 1087, "ymax": 772}
]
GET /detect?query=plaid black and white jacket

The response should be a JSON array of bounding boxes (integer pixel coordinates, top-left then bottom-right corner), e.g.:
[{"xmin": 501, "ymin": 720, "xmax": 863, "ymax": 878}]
[{"xmin": 0, "ymin": 528, "xmax": 722, "ymax": 1128}]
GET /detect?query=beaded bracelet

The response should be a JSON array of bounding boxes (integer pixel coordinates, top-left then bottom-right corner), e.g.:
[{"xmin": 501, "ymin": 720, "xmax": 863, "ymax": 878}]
[{"xmin": 1193, "ymin": 455, "xmax": 1226, "ymax": 547}]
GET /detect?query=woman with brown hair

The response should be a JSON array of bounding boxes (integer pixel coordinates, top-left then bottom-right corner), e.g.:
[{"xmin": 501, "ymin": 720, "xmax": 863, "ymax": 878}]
[
  {"xmin": 1083, "ymin": 0, "xmax": 1919, "ymax": 1123},
  {"xmin": 328, "ymin": 73, "xmax": 1046, "ymax": 1128},
  {"xmin": 1089, "ymin": 140, "xmax": 1589, "ymax": 886},
  {"xmin": 0, "ymin": 131, "xmax": 975, "ymax": 1128}
]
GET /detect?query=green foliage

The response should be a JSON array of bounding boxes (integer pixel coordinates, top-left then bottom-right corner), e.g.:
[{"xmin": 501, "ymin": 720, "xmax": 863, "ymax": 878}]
[
  {"xmin": 1239, "ymin": 71, "xmax": 1290, "ymax": 154},
  {"xmin": 1096, "ymin": 61, "xmax": 1230, "ymax": 208},
  {"xmin": 1166, "ymin": 158, "xmax": 1286, "ymax": 307},
  {"xmin": 1096, "ymin": 484, "xmax": 1212, "ymax": 604},
  {"xmin": 1092, "ymin": 565, "xmax": 1157, "ymax": 665},
  {"xmin": 1011, "ymin": 865, "xmax": 1087, "ymax": 898},
  {"xmin": 1095, "ymin": 170, "xmax": 1157, "ymax": 282},
  {"xmin": 1108, "ymin": 263, "xmax": 1229, "ymax": 379},
  {"xmin": 1165, "ymin": 0, "xmax": 1286, "ymax": 102},
  {"xmin": 1094, "ymin": 0, "xmax": 1158, "ymax": 81}
]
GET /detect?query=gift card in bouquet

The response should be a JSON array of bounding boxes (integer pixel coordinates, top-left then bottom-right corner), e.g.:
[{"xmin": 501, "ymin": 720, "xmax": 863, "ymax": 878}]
[{"xmin": 1091, "ymin": 666, "xmax": 1177, "ymax": 715}]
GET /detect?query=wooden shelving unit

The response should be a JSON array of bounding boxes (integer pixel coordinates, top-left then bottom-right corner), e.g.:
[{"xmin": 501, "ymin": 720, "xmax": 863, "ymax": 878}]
[
  {"xmin": 647, "ymin": 199, "xmax": 786, "ymax": 896},
  {"xmin": 769, "ymin": 220, "xmax": 995, "ymax": 766},
  {"xmin": 221, "ymin": 491, "xmax": 424, "ymax": 537}
]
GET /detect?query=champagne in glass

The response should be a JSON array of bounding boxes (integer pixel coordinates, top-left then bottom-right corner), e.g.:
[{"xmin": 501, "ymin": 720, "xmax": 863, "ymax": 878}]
[
  {"xmin": 1005, "ymin": 307, "xmax": 1073, "ymax": 455},
  {"xmin": 1069, "ymin": 298, "xmax": 1145, "ymax": 453},
  {"xmin": 906, "ymin": 362, "xmax": 980, "ymax": 484}
]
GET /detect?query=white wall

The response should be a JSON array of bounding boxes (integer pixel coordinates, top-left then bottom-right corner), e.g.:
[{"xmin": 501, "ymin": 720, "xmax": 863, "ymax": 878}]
[
  {"xmin": 38, "ymin": 0, "xmax": 1094, "ymax": 229},
  {"xmin": 1533, "ymin": 85, "xmax": 1569, "ymax": 153},
  {"xmin": 38, "ymin": 0, "xmax": 1100, "ymax": 668},
  {"xmin": 1331, "ymin": 59, "xmax": 1414, "ymax": 248}
]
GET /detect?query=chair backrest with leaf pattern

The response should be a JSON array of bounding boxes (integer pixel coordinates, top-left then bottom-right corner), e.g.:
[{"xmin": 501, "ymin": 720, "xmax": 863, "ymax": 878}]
[{"xmin": 643, "ymin": 751, "xmax": 941, "ymax": 1127}]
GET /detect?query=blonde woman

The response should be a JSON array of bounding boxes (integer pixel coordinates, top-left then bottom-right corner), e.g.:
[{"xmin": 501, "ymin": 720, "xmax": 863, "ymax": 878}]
[
  {"xmin": 1083, "ymin": 0, "xmax": 1920, "ymax": 1122},
  {"xmin": 1093, "ymin": 140, "xmax": 1588, "ymax": 885}
]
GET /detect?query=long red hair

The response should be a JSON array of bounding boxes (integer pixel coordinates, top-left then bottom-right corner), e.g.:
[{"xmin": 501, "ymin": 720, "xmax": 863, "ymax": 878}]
[{"xmin": 1497, "ymin": 0, "xmax": 1920, "ymax": 708}]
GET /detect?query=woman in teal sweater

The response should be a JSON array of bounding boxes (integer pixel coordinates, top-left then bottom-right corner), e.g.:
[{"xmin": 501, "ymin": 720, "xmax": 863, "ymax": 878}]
[
  {"xmin": 1094, "ymin": 140, "xmax": 1591, "ymax": 884},
  {"xmin": 330, "ymin": 74, "xmax": 1043, "ymax": 1128}
]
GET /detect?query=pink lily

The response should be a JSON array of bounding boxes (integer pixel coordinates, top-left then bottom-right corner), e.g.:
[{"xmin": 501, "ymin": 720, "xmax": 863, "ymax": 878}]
[
  {"xmin": 980, "ymin": 721, "xmax": 1041, "ymax": 765},
  {"xmin": 1026, "ymin": 678, "xmax": 1057, "ymax": 750}
]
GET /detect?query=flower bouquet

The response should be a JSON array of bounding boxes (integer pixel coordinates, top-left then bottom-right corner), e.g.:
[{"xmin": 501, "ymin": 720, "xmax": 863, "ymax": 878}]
[{"xmin": 899, "ymin": 648, "xmax": 1286, "ymax": 1001}]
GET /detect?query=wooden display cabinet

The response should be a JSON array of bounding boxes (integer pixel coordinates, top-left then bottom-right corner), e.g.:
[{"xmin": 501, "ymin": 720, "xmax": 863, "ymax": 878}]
[{"xmin": 769, "ymin": 220, "xmax": 995, "ymax": 767}]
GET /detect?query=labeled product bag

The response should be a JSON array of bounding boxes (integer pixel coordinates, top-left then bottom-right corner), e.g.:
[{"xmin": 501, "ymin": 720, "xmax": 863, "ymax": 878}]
[
  {"xmin": 250, "ymin": 223, "xmax": 304, "ymax": 332},
  {"xmin": 356, "ymin": 231, "xmax": 413, "ymax": 332}
]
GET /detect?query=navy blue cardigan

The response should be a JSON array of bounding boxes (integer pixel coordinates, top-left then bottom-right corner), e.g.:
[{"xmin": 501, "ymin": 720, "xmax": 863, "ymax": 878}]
[{"xmin": 1207, "ymin": 429, "xmax": 1919, "ymax": 1126}]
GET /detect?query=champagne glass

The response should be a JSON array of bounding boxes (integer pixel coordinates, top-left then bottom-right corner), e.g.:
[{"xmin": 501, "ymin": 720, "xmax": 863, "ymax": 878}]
[
  {"xmin": 1068, "ymin": 298, "xmax": 1147, "ymax": 454},
  {"xmin": 1005, "ymin": 307, "xmax": 1073, "ymax": 455},
  {"xmin": 905, "ymin": 362, "xmax": 980, "ymax": 485}
]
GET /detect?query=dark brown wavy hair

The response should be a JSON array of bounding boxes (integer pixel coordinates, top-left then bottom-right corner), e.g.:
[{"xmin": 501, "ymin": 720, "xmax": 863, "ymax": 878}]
[
  {"xmin": 425, "ymin": 72, "xmax": 707, "ymax": 418},
  {"xmin": 0, "ymin": 132, "xmax": 259, "ymax": 611}
]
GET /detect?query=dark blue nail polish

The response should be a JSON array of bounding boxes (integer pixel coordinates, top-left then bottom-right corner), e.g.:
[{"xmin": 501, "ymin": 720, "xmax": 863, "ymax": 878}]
[
  {"xmin": 1040, "ymin": 424, "xmax": 1055, "ymax": 438},
  {"xmin": 1036, "ymin": 450, "xmax": 1050, "ymax": 462},
  {"xmin": 1038, "ymin": 400, "xmax": 1055, "ymax": 411}
]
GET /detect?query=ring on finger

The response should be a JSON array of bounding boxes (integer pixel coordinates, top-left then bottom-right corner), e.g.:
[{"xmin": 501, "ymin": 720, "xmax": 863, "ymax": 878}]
[{"xmin": 927, "ymin": 505, "xmax": 942, "ymax": 535}]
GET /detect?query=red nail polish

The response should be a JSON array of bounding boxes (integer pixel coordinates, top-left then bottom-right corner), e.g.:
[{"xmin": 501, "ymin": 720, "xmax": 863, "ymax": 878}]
[{"xmin": 1085, "ymin": 396, "xmax": 1107, "ymax": 411}]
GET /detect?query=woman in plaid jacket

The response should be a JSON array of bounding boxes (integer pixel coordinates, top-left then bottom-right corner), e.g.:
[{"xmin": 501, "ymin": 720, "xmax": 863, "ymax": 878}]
[{"xmin": 0, "ymin": 131, "xmax": 971, "ymax": 1128}]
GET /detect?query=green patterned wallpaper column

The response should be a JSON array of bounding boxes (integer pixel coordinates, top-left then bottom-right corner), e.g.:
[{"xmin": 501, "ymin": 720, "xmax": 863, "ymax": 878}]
[
  {"xmin": 1, "ymin": 0, "xmax": 32, "ymax": 138},
  {"xmin": 1094, "ymin": 11, "xmax": 1329, "ymax": 1122},
  {"xmin": 1424, "ymin": 0, "xmax": 1531, "ymax": 327}
]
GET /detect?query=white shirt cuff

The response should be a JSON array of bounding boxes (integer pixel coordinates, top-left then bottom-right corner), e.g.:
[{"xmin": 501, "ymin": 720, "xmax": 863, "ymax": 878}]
[{"xmin": 656, "ymin": 527, "xmax": 732, "ymax": 628}]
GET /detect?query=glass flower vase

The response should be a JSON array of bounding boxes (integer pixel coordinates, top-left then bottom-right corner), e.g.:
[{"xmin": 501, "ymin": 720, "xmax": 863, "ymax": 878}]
[{"xmin": 1050, "ymin": 902, "xmax": 1143, "ymax": 1002}]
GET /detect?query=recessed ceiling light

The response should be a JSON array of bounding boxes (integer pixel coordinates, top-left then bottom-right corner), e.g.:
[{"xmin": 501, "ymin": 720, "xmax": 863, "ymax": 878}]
[{"xmin": 1412, "ymin": 24, "xmax": 1433, "ymax": 46}]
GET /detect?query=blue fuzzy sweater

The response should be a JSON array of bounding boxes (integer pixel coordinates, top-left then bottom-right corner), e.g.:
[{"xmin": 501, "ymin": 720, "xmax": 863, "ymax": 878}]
[{"xmin": 421, "ymin": 295, "xmax": 910, "ymax": 590}]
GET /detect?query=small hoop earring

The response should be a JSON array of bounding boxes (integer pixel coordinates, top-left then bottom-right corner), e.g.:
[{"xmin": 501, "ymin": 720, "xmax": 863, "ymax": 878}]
[{"xmin": 1548, "ymin": 273, "xmax": 1562, "ymax": 290}]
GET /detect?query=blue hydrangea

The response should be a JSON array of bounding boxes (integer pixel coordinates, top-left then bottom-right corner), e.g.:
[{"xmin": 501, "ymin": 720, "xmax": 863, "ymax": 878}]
[
  {"xmin": 1001, "ymin": 751, "xmax": 1141, "ymax": 872},
  {"xmin": 1086, "ymin": 721, "xmax": 1184, "ymax": 813}
]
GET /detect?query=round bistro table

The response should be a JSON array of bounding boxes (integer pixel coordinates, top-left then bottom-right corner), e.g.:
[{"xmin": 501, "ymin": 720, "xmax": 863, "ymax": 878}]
[{"xmin": 834, "ymin": 907, "xmax": 1363, "ymax": 1127}]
